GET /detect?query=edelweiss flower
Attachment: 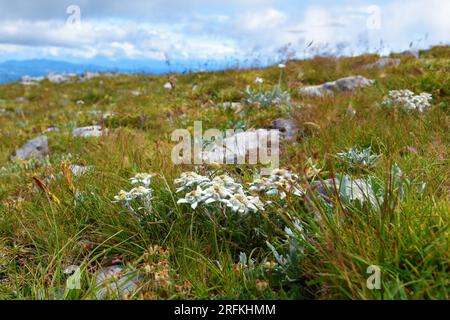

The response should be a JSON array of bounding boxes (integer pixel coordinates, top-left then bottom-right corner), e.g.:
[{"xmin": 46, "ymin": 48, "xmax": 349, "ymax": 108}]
[
  {"xmin": 223, "ymin": 193, "xmax": 264, "ymax": 214},
  {"xmin": 130, "ymin": 173, "xmax": 154, "ymax": 187},
  {"xmin": 114, "ymin": 190, "xmax": 132, "ymax": 203},
  {"xmin": 255, "ymin": 77, "xmax": 264, "ymax": 84},
  {"xmin": 278, "ymin": 63, "xmax": 286, "ymax": 69},
  {"xmin": 128, "ymin": 186, "xmax": 152, "ymax": 198},
  {"xmin": 177, "ymin": 186, "xmax": 207, "ymax": 209},
  {"xmin": 249, "ymin": 169, "xmax": 304, "ymax": 199},
  {"xmin": 174, "ymin": 172, "xmax": 210, "ymax": 193}
]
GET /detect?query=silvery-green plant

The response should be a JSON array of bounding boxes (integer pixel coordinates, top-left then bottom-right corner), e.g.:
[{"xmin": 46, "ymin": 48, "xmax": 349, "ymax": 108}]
[
  {"xmin": 321, "ymin": 164, "xmax": 426, "ymax": 209},
  {"xmin": 336, "ymin": 147, "xmax": 381, "ymax": 169},
  {"xmin": 244, "ymin": 85, "xmax": 291, "ymax": 109}
]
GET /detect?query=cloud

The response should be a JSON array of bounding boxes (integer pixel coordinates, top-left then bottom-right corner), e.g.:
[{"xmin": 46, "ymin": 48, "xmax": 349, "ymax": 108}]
[{"xmin": 0, "ymin": 0, "xmax": 448, "ymax": 62}]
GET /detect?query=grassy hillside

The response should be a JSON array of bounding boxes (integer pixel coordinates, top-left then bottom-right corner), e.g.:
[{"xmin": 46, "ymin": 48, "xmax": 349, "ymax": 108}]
[{"xmin": 0, "ymin": 46, "xmax": 448, "ymax": 300}]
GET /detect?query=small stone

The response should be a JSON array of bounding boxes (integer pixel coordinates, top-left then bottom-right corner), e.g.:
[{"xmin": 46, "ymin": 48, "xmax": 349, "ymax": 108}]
[
  {"xmin": 72, "ymin": 125, "xmax": 108, "ymax": 138},
  {"xmin": 20, "ymin": 75, "xmax": 44, "ymax": 85},
  {"xmin": 364, "ymin": 58, "xmax": 401, "ymax": 69},
  {"xmin": 10, "ymin": 135, "xmax": 49, "ymax": 160},
  {"xmin": 94, "ymin": 265, "xmax": 140, "ymax": 299},
  {"xmin": 47, "ymin": 73, "xmax": 70, "ymax": 84},
  {"xmin": 43, "ymin": 126, "xmax": 59, "ymax": 133},
  {"xmin": 15, "ymin": 97, "xmax": 27, "ymax": 103},
  {"xmin": 270, "ymin": 118, "xmax": 298, "ymax": 141}
]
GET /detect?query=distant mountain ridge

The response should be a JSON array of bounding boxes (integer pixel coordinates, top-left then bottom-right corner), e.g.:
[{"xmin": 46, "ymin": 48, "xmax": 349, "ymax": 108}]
[
  {"xmin": 0, "ymin": 58, "xmax": 241, "ymax": 84},
  {"xmin": 0, "ymin": 59, "xmax": 108, "ymax": 84}
]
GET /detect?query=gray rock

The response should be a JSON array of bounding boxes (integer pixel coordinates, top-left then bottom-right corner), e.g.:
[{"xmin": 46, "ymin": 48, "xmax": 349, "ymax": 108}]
[
  {"xmin": 72, "ymin": 125, "xmax": 108, "ymax": 138},
  {"xmin": 19, "ymin": 75, "xmax": 44, "ymax": 85},
  {"xmin": 47, "ymin": 73, "xmax": 71, "ymax": 84},
  {"xmin": 364, "ymin": 58, "xmax": 401, "ymax": 69},
  {"xmin": 299, "ymin": 76, "xmax": 375, "ymax": 97},
  {"xmin": 79, "ymin": 72, "xmax": 100, "ymax": 81},
  {"xmin": 94, "ymin": 265, "xmax": 140, "ymax": 299},
  {"xmin": 43, "ymin": 126, "xmax": 59, "ymax": 133},
  {"xmin": 15, "ymin": 97, "xmax": 27, "ymax": 103},
  {"xmin": 38, "ymin": 288, "xmax": 65, "ymax": 300},
  {"xmin": 203, "ymin": 129, "xmax": 274, "ymax": 164},
  {"xmin": 10, "ymin": 135, "xmax": 49, "ymax": 160},
  {"xmin": 270, "ymin": 118, "xmax": 298, "ymax": 141}
]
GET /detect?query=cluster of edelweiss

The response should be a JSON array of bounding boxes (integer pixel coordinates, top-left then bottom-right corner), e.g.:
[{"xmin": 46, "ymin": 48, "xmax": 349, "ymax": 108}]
[
  {"xmin": 113, "ymin": 173, "xmax": 155, "ymax": 215},
  {"xmin": 113, "ymin": 170, "xmax": 303, "ymax": 217},
  {"xmin": 175, "ymin": 172, "xmax": 260, "ymax": 213},
  {"xmin": 175, "ymin": 169, "xmax": 303, "ymax": 214},
  {"xmin": 383, "ymin": 89, "xmax": 432, "ymax": 112}
]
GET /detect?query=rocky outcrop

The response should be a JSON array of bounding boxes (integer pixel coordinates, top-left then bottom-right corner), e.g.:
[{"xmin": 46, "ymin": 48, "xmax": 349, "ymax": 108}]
[
  {"xmin": 299, "ymin": 76, "xmax": 375, "ymax": 97},
  {"xmin": 364, "ymin": 58, "xmax": 401, "ymax": 69}
]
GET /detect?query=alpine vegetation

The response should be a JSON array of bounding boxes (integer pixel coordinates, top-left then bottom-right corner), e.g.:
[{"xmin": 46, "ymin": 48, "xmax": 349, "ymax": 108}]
[{"xmin": 0, "ymin": 45, "xmax": 448, "ymax": 301}]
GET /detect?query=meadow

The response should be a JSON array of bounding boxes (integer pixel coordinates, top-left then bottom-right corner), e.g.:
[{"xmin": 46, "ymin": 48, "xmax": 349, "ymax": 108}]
[{"xmin": 0, "ymin": 46, "xmax": 448, "ymax": 300}]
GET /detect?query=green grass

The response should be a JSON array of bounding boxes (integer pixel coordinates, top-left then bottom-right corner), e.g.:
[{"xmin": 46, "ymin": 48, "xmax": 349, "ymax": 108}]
[{"xmin": 0, "ymin": 46, "xmax": 448, "ymax": 300}]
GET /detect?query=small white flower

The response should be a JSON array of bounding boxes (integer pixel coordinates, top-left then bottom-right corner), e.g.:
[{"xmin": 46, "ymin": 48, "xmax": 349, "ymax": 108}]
[
  {"xmin": 278, "ymin": 63, "xmax": 286, "ymax": 69},
  {"xmin": 249, "ymin": 169, "xmax": 304, "ymax": 199},
  {"xmin": 114, "ymin": 190, "xmax": 132, "ymax": 203},
  {"xmin": 130, "ymin": 173, "xmax": 154, "ymax": 187},
  {"xmin": 174, "ymin": 172, "xmax": 210, "ymax": 193},
  {"xmin": 177, "ymin": 186, "xmax": 206, "ymax": 209},
  {"xmin": 255, "ymin": 77, "xmax": 264, "ymax": 84}
]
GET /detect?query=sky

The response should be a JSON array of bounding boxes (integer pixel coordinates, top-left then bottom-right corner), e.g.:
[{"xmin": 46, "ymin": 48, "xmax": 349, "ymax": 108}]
[{"xmin": 0, "ymin": 0, "xmax": 449, "ymax": 65}]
